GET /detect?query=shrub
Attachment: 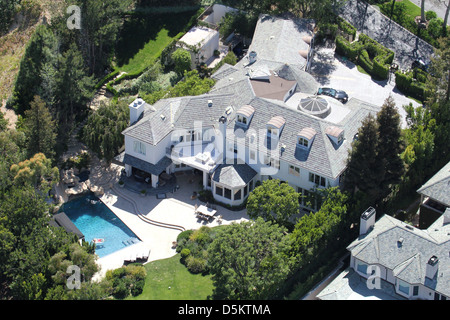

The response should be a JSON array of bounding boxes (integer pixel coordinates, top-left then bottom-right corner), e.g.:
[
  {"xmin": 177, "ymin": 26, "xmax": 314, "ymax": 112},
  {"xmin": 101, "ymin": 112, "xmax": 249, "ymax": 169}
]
[
  {"xmin": 185, "ymin": 255, "xmax": 207, "ymax": 274},
  {"xmin": 425, "ymin": 11, "xmax": 437, "ymax": 21},
  {"xmin": 180, "ymin": 248, "xmax": 191, "ymax": 260}
]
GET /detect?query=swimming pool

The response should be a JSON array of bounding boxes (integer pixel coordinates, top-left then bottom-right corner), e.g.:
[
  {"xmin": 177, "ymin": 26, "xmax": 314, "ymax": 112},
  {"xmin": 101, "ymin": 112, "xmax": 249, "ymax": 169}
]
[{"xmin": 60, "ymin": 193, "xmax": 140, "ymax": 258}]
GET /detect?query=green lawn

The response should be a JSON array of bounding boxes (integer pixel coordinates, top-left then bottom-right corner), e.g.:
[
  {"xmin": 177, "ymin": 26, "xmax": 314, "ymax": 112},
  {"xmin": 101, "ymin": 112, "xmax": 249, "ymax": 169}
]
[
  {"xmin": 114, "ymin": 9, "xmax": 199, "ymax": 75},
  {"xmin": 127, "ymin": 254, "xmax": 214, "ymax": 300}
]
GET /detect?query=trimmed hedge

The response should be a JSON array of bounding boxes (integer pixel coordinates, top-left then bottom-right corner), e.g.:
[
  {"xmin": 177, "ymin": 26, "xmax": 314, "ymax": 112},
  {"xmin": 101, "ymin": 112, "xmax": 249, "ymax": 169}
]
[
  {"xmin": 394, "ymin": 70, "xmax": 428, "ymax": 101},
  {"xmin": 335, "ymin": 33, "xmax": 394, "ymax": 80}
]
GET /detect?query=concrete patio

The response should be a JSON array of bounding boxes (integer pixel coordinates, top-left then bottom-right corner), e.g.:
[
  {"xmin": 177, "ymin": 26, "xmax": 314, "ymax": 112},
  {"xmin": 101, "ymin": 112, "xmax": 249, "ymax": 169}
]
[{"xmin": 93, "ymin": 171, "xmax": 249, "ymax": 281}]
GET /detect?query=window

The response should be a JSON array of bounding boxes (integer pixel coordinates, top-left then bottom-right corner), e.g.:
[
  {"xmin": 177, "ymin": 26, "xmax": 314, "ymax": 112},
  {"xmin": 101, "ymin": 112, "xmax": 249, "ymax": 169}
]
[
  {"xmin": 224, "ymin": 188, "xmax": 232, "ymax": 200},
  {"xmin": 234, "ymin": 189, "xmax": 242, "ymax": 201},
  {"xmin": 186, "ymin": 130, "xmax": 200, "ymax": 142},
  {"xmin": 413, "ymin": 286, "xmax": 419, "ymax": 296},
  {"xmin": 270, "ymin": 157, "xmax": 280, "ymax": 169},
  {"xmin": 398, "ymin": 280, "xmax": 410, "ymax": 295},
  {"xmin": 249, "ymin": 180, "xmax": 254, "ymax": 192},
  {"xmin": 298, "ymin": 137, "xmax": 308, "ymax": 147},
  {"xmin": 216, "ymin": 186, "xmax": 223, "ymax": 197},
  {"xmin": 250, "ymin": 150, "xmax": 256, "ymax": 161},
  {"xmin": 309, "ymin": 173, "xmax": 326, "ymax": 187},
  {"xmin": 237, "ymin": 115, "xmax": 247, "ymax": 125},
  {"xmin": 268, "ymin": 128, "xmax": 278, "ymax": 137},
  {"xmin": 289, "ymin": 165, "xmax": 300, "ymax": 177},
  {"xmin": 356, "ymin": 261, "xmax": 368, "ymax": 275},
  {"xmin": 244, "ymin": 185, "xmax": 248, "ymax": 197},
  {"xmin": 133, "ymin": 141, "xmax": 146, "ymax": 155}
]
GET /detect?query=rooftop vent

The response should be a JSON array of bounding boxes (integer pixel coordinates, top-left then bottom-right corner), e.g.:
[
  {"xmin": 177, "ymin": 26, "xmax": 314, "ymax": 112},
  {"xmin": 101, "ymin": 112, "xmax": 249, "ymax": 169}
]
[
  {"xmin": 248, "ymin": 51, "xmax": 257, "ymax": 64},
  {"xmin": 208, "ymin": 100, "xmax": 213, "ymax": 107}
]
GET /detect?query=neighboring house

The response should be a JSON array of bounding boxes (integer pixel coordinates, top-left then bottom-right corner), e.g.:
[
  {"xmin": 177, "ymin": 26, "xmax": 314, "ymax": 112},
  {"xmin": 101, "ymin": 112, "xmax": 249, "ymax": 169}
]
[
  {"xmin": 417, "ymin": 161, "xmax": 450, "ymax": 229},
  {"xmin": 178, "ymin": 25, "xmax": 220, "ymax": 69},
  {"xmin": 318, "ymin": 207, "xmax": 450, "ymax": 300},
  {"xmin": 198, "ymin": 3, "xmax": 239, "ymax": 30},
  {"xmin": 119, "ymin": 14, "xmax": 381, "ymax": 210}
]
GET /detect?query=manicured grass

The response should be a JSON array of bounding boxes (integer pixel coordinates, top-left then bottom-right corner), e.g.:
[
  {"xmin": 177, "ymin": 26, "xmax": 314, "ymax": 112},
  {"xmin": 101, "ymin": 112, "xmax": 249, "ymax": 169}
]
[
  {"xmin": 114, "ymin": 9, "xmax": 199, "ymax": 75},
  {"xmin": 127, "ymin": 254, "xmax": 214, "ymax": 300},
  {"xmin": 401, "ymin": 0, "xmax": 422, "ymax": 18}
]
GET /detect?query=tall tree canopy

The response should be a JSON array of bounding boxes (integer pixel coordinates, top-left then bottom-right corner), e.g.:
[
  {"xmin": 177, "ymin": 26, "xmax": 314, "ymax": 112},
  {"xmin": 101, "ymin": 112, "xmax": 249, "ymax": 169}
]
[
  {"xmin": 246, "ymin": 179, "xmax": 299, "ymax": 227},
  {"xmin": 207, "ymin": 218, "xmax": 293, "ymax": 300}
]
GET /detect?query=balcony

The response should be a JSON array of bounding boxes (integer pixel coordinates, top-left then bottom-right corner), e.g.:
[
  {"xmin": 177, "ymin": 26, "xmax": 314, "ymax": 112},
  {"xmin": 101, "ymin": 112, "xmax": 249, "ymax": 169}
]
[{"xmin": 166, "ymin": 142, "xmax": 222, "ymax": 173}]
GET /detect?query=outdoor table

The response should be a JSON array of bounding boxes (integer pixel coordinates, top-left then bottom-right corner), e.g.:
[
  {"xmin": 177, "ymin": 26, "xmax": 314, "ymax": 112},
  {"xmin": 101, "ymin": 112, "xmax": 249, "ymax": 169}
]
[{"xmin": 196, "ymin": 205, "xmax": 217, "ymax": 219}]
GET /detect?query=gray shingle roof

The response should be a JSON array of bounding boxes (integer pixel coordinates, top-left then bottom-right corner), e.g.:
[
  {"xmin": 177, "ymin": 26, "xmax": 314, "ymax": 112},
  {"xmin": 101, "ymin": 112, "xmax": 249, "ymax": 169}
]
[
  {"xmin": 347, "ymin": 214, "xmax": 450, "ymax": 297},
  {"xmin": 417, "ymin": 161, "xmax": 450, "ymax": 206},
  {"xmin": 122, "ymin": 153, "xmax": 172, "ymax": 176},
  {"xmin": 212, "ymin": 163, "xmax": 257, "ymax": 188}
]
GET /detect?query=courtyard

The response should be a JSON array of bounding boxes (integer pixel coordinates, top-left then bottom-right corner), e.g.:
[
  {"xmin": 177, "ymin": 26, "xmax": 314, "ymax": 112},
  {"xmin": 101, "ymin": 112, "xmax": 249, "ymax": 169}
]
[{"xmin": 310, "ymin": 45, "xmax": 422, "ymax": 128}]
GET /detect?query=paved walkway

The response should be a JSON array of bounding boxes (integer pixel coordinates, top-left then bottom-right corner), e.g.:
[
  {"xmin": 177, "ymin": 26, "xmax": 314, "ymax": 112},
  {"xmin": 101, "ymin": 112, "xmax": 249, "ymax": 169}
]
[{"xmin": 339, "ymin": 0, "xmax": 436, "ymax": 69}]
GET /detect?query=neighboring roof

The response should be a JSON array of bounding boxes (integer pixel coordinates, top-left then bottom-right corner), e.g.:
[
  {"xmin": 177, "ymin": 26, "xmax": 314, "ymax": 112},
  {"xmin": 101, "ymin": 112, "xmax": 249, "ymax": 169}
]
[
  {"xmin": 123, "ymin": 154, "xmax": 172, "ymax": 176},
  {"xmin": 245, "ymin": 14, "xmax": 314, "ymax": 68},
  {"xmin": 178, "ymin": 26, "xmax": 218, "ymax": 47},
  {"xmin": 347, "ymin": 214, "xmax": 450, "ymax": 297},
  {"xmin": 417, "ymin": 161, "xmax": 450, "ymax": 206},
  {"xmin": 50, "ymin": 212, "xmax": 84, "ymax": 240},
  {"xmin": 212, "ymin": 163, "xmax": 257, "ymax": 188}
]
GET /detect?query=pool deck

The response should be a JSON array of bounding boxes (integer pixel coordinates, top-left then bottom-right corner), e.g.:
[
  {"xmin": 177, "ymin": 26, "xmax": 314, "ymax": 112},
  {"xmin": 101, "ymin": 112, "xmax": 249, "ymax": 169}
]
[{"xmin": 92, "ymin": 172, "xmax": 249, "ymax": 281}]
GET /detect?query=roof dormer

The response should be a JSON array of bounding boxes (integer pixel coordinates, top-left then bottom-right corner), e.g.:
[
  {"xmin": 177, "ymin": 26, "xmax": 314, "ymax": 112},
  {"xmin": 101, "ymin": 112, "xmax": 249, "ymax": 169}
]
[
  {"xmin": 325, "ymin": 126, "xmax": 344, "ymax": 146},
  {"xmin": 267, "ymin": 116, "xmax": 286, "ymax": 138},
  {"xmin": 297, "ymin": 127, "xmax": 316, "ymax": 149},
  {"xmin": 236, "ymin": 105, "xmax": 255, "ymax": 128}
]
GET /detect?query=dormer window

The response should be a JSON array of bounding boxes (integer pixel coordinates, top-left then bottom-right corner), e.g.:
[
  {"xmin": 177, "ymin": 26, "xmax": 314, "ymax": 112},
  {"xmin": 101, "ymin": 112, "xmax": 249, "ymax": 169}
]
[
  {"xmin": 298, "ymin": 137, "xmax": 309, "ymax": 147},
  {"xmin": 236, "ymin": 105, "xmax": 255, "ymax": 128},
  {"xmin": 267, "ymin": 116, "xmax": 286, "ymax": 138},
  {"xmin": 325, "ymin": 126, "xmax": 344, "ymax": 146},
  {"xmin": 297, "ymin": 127, "xmax": 316, "ymax": 149}
]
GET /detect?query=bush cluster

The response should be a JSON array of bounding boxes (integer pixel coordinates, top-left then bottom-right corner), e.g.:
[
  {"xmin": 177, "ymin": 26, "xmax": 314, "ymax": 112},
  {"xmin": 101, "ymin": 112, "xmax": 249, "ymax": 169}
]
[
  {"xmin": 105, "ymin": 264, "xmax": 147, "ymax": 299},
  {"xmin": 175, "ymin": 226, "xmax": 218, "ymax": 274},
  {"xmin": 394, "ymin": 69, "xmax": 429, "ymax": 101}
]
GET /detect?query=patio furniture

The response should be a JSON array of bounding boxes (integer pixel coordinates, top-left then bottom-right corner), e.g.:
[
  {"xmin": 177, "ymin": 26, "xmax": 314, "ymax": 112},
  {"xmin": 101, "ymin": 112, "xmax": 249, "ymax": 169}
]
[{"xmin": 196, "ymin": 205, "xmax": 217, "ymax": 221}]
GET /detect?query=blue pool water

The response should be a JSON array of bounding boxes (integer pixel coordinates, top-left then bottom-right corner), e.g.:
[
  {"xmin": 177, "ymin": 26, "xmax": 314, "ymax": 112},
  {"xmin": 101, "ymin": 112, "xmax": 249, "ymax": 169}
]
[{"xmin": 60, "ymin": 193, "xmax": 140, "ymax": 258}]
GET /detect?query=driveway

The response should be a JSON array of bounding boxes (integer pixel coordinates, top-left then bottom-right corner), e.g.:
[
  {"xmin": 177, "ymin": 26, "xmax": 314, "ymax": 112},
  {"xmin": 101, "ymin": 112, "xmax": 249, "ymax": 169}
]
[
  {"xmin": 310, "ymin": 46, "xmax": 422, "ymax": 128},
  {"xmin": 339, "ymin": 0, "xmax": 436, "ymax": 69}
]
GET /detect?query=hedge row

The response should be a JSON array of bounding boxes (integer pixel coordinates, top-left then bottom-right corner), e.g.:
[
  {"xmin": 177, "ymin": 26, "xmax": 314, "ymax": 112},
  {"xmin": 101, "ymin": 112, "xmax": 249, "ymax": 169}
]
[
  {"xmin": 335, "ymin": 33, "xmax": 394, "ymax": 80},
  {"xmin": 394, "ymin": 70, "xmax": 429, "ymax": 101}
]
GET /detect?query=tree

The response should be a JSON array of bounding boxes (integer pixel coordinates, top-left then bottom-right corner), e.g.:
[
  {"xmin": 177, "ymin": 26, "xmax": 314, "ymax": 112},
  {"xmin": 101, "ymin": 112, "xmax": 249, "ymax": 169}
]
[
  {"xmin": 56, "ymin": 43, "xmax": 95, "ymax": 126},
  {"xmin": 74, "ymin": 0, "xmax": 134, "ymax": 75},
  {"xmin": 375, "ymin": 96, "xmax": 405, "ymax": 200},
  {"xmin": 343, "ymin": 114, "xmax": 380, "ymax": 199},
  {"xmin": 246, "ymin": 179, "xmax": 299, "ymax": 227},
  {"xmin": 82, "ymin": 99, "xmax": 129, "ymax": 163},
  {"xmin": 289, "ymin": 187, "xmax": 348, "ymax": 267},
  {"xmin": 10, "ymin": 25, "xmax": 58, "ymax": 114},
  {"xmin": 22, "ymin": 96, "xmax": 57, "ymax": 161},
  {"xmin": 207, "ymin": 218, "xmax": 292, "ymax": 300},
  {"xmin": 171, "ymin": 48, "xmax": 192, "ymax": 76},
  {"xmin": 9, "ymin": 153, "xmax": 59, "ymax": 193}
]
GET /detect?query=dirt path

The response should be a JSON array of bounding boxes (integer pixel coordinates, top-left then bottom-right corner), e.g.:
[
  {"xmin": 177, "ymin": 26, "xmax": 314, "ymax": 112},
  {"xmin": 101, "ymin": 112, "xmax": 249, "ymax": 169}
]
[{"xmin": 1, "ymin": 100, "xmax": 18, "ymax": 130}]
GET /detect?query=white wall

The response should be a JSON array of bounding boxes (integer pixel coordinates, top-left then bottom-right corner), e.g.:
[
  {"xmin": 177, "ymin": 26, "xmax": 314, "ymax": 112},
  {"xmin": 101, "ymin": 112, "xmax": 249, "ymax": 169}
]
[{"xmin": 203, "ymin": 4, "xmax": 239, "ymax": 26}]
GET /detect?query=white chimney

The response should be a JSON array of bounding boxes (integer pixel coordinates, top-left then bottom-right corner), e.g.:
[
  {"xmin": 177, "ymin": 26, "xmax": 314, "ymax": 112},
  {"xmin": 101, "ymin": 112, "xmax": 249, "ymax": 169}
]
[
  {"xmin": 360, "ymin": 207, "xmax": 376, "ymax": 235},
  {"xmin": 129, "ymin": 98, "xmax": 146, "ymax": 124},
  {"xmin": 218, "ymin": 115, "xmax": 227, "ymax": 163},
  {"xmin": 425, "ymin": 256, "xmax": 439, "ymax": 280}
]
